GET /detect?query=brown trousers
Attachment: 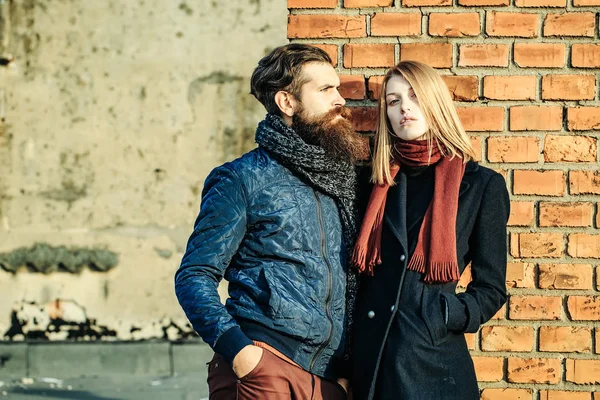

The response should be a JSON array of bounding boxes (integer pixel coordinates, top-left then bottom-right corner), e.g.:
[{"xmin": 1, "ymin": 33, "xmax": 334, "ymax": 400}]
[{"xmin": 207, "ymin": 348, "xmax": 347, "ymax": 400}]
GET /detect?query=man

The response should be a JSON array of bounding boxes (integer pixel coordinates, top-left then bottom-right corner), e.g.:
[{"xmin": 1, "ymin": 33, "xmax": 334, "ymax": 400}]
[{"xmin": 174, "ymin": 44, "xmax": 369, "ymax": 399}]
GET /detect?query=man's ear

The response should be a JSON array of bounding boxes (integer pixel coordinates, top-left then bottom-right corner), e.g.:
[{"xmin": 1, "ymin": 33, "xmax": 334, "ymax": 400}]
[{"xmin": 274, "ymin": 91, "xmax": 297, "ymax": 118}]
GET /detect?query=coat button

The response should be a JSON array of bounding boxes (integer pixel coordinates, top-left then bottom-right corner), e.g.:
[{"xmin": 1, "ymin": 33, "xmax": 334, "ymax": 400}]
[
  {"xmin": 390, "ymin": 305, "xmax": 395, "ymax": 312},
  {"xmin": 367, "ymin": 311, "xmax": 375, "ymax": 319},
  {"xmin": 400, "ymin": 254, "xmax": 406, "ymax": 262}
]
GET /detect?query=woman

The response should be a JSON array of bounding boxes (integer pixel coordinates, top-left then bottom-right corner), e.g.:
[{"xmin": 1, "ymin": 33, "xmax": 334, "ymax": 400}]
[{"xmin": 351, "ymin": 61, "xmax": 510, "ymax": 400}]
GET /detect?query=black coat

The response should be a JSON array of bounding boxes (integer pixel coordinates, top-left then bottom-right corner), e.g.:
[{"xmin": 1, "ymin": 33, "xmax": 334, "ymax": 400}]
[{"xmin": 352, "ymin": 161, "xmax": 510, "ymax": 400}]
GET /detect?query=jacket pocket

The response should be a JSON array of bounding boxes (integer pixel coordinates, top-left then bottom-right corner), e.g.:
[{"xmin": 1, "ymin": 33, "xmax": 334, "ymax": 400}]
[{"xmin": 421, "ymin": 284, "xmax": 450, "ymax": 346}]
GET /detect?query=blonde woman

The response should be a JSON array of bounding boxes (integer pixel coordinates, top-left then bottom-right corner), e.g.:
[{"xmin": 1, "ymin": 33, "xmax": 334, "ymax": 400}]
[{"xmin": 350, "ymin": 61, "xmax": 510, "ymax": 400}]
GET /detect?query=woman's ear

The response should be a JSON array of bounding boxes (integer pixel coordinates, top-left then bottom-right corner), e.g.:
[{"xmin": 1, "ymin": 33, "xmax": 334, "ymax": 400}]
[{"xmin": 274, "ymin": 91, "xmax": 297, "ymax": 118}]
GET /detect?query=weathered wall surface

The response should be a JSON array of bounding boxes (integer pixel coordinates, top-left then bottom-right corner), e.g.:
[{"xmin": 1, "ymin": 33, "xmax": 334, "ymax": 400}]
[{"xmin": 0, "ymin": 0, "xmax": 287, "ymax": 341}]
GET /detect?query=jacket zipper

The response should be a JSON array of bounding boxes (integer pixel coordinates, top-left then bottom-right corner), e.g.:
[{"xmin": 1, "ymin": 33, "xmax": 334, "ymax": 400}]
[{"xmin": 309, "ymin": 190, "xmax": 334, "ymax": 372}]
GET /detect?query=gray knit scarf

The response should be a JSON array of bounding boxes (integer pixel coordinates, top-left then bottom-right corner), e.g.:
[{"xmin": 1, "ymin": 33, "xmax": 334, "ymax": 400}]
[{"xmin": 255, "ymin": 113, "xmax": 359, "ymax": 365}]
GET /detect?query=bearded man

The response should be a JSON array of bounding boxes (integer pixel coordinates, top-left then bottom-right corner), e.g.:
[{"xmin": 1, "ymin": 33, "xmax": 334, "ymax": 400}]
[{"xmin": 174, "ymin": 44, "xmax": 369, "ymax": 399}]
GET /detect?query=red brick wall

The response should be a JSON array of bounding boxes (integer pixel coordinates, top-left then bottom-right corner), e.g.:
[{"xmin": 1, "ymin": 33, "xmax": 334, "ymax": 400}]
[{"xmin": 288, "ymin": 1, "xmax": 600, "ymax": 398}]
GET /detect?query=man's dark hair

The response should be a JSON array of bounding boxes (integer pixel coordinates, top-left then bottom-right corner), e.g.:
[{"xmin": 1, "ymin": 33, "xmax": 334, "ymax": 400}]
[{"xmin": 250, "ymin": 44, "xmax": 332, "ymax": 115}]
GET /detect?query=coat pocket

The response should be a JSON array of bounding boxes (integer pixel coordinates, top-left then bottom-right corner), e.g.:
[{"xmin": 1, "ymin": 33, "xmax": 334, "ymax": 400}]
[{"xmin": 421, "ymin": 284, "xmax": 450, "ymax": 346}]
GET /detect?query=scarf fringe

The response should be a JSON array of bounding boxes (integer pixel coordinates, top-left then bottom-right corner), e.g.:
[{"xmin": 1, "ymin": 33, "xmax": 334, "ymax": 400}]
[
  {"xmin": 351, "ymin": 246, "xmax": 380, "ymax": 276},
  {"xmin": 407, "ymin": 253, "xmax": 425, "ymax": 273},
  {"xmin": 407, "ymin": 258, "xmax": 460, "ymax": 284}
]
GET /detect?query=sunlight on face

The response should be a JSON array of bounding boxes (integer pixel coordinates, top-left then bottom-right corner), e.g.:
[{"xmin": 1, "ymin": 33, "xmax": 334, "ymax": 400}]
[
  {"xmin": 385, "ymin": 75, "xmax": 429, "ymax": 141},
  {"xmin": 296, "ymin": 62, "xmax": 346, "ymax": 119}
]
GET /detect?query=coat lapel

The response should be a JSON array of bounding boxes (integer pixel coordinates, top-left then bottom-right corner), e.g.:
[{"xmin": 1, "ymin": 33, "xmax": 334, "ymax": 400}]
[{"xmin": 383, "ymin": 172, "xmax": 408, "ymax": 255}]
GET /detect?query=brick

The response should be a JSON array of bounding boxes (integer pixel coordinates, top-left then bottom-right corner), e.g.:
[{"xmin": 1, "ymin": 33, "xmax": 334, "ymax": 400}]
[
  {"xmin": 566, "ymin": 359, "xmax": 600, "ymax": 384},
  {"xmin": 491, "ymin": 305, "xmax": 507, "ymax": 320},
  {"xmin": 481, "ymin": 326, "xmax": 534, "ymax": 352},
  {"xmin": 568, "ymin": 107, "xmax": 600, "ymax": 131},
  {"xmin": 542, "ymin": 75, "xmax": 595, "ymax": 101},
  {"xmin": 288, "ymin": 15, "xmax": 366, "ymax": 38},
  {"xmin": 459, "ymin": 44, "xmax": 510, "ymax": 67},
  {"xmin": 506, "ymin": 262, "xmax": 536, "ymax": 288},
  {"xmin": 509, "ymin": 295, "xmax": 562, "ymax": 320},
  {"xmin": 400, "ymin": 43, "xmax": 453, "ymax": 68},
  {"xmin": 172, "ymin": 342, "xmax": 213, "ymax": 374},
  {"xmin": 539, "ymin": 263, "xmax": 594, "ymax": 290},
  {"xmin": 339, "ymin": 75, "xmax": 366, "ymax": 100},
  {"xmin": 511, "ymin": 232, "xmax": 564, "ymax": 258},
  {"xmin": 29, "ymin": 343, "xmax": 171, "ymax": 378},
  {"xmin": 459, "ymin": 0, "xmax": 509, "ymax": 4},
  {"xmin": 368, "ymin": 75, "xmax": 384, "ymax": 100},
  {"xmin": 456, "ymin": 107, "xmax": 504, "ymax": 132},
  {"xmin": 351, "ymin": 107, "xmax": 378, "ymax": 132},
  {"xmin": 514, "ymin": 43, "xmax": 565, "ymax": 68},
  {"xmin": 568, "ymin": 234, "xmax": 600, "ymax": 258},
  {"xmin": 570, "ymin": 171, "xmax": 600, "ymax": 195},
  {"xmin": 540, "ymin": 202, "xmax": 593, "ymax": 227},
  {"xmin": 429, "ymin": 13, "xmax": 480, "ymax": 37},
  {"xmin": 465, "ymin": 332, "xmax": 477, "ymax": 350},
  {"xmin": 513, "ymin": 170, "xmax": 564, "ymax": 196},
  {"xmin": 507, "ymin": 358, "xmax": 561, "ymax": 384},
  {"xmin": 544, "ymin": 13, "xmax": 595, "ymax": 37},
  {"xmin": 311, "ymin": 44, "xmax": 338, "ymax": 67},
  {"xmin": 572, "ymin": 44, "xmax": 600, "ymax": 68},
  {"xmin": 288, "ymin": 0, "xmax": 337, "ymax": 7},
  {"xmin": 540, "ymin": 391, "xmax": 593, "ymax": 400},
  {"xmin": 442, "ymin": 76, "xmax": 478, "ymax": 101},
  {"xmin": 344, "ymin": 0, "xmax": 393, "ymax": 5},
  {"xmin": 515, "ymin": 0, "xmax": 566, "ymax": 6},
  {"xmin": 544, "ymin": 135, "xmax": 597, "ymax": 163},
  {"xmin": 0, "ymin": 344, "xmax": 27, "ymax": 378},
  {"xmin": 344, "ymin": 44, "xmax": 394, "ymax": 68},
  {"xmin": 484, "ymin": 76, "xmax": 536, "ymax": 100},
  {"xmin": 510, "ymin": 106, "xmax": 563, "ymax": 131},
  {"xmin": 488, "ymin": 137, "xmax": 539, "ymax": 163},
  {"xmin": 470, "ymin": 136, "xmax": 482, "ymax": 162},
  {"xmin": 472, "ymin": 356, "xmax": 504, "ymax": 382},
  {"xmin": 403, "ymin": 0, "xmax": 451, "ymax": 6},
  {"xmin": 486, "ymin": 12, "xmax": 539, "ymax": 38},
  {"xmin": 458, "ymin": 264, "xmax": 472, "ymax": 289},
  {"xmin": 508, "ymin": 201, "xmax": 535, "ymax": 226},
  {"xmin": 371, "ymin": 13, "xmax": 421, "ymax": 37},
  {"xmin": 481, "ymin": 388, "xmax": 533, "ymax": 400},
  {"xmin": 574, "ymin": 0, "xmax": 600, "ymax": 5},
  {"xmin": 539, "ymin": 326, "xmax": 592, "ymax": 353},
  {"xmin": 567, "ymin": 296, "xmax": 600, "ymax": 321}
]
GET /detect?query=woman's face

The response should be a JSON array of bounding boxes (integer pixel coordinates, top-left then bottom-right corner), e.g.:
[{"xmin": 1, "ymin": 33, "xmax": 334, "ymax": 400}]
[{"xmin": 385, "ymin": 75, "xmax": 429, "ymax": 141}]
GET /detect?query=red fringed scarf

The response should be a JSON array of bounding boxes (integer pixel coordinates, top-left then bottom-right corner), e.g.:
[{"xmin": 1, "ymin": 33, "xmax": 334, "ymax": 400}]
[{"xmin": 352, "ymin": 139, "xmax": 466, "ymax": 284}]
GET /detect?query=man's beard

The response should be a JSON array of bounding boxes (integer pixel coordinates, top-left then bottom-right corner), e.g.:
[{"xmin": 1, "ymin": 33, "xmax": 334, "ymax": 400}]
[{"xmin": 291, "ymin": 106, "xmax": 370, "ymax": 164}]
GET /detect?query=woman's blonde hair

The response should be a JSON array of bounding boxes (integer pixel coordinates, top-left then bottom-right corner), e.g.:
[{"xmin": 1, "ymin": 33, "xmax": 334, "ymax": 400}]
[{"xmin": 372, "ymin": 60, "xmax": 476, "ymax": 186}]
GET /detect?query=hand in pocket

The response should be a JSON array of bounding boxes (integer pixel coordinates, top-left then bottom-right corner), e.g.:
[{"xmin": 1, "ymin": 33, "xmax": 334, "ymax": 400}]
[{"xmin": 232, "ymin": 345, "xmax": 264, "ymax": 379}]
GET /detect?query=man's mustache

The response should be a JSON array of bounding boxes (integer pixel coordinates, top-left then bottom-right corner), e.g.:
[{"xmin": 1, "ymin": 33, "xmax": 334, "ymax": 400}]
[{"xmin": 325, "ymin": 106, "xmax": 352, "ymax": 121}]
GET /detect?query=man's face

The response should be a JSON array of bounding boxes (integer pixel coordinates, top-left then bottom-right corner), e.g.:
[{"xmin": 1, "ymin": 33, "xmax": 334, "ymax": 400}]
[
  {"xmin": 293, "ymin": 62, "xmax": 346, "ymax": 119},
  {"xmin": 290, "ymin": 63, "xmax": 369, "ymax": 163}
]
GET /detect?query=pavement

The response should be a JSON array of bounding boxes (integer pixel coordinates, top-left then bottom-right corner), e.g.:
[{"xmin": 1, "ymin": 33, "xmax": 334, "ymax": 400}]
[
  {"xmin": 0, "ymin": 374, "xmax": 208, "ymax": 400},
  {"xmin": 0, "ymin": 342, "xmax": 211, "ymax": 400}
]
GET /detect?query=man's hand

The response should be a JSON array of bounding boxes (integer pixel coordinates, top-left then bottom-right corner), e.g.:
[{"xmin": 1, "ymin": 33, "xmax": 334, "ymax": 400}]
[{"xmin": 232, "ymin": 345, "xmax": 264, "ymax": 379}]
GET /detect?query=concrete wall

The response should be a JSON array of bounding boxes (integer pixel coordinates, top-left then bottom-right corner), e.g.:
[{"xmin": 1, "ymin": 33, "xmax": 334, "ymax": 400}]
[{"xmin": 0, "ymin": 0, "xmax": 287, "ymax": 341}]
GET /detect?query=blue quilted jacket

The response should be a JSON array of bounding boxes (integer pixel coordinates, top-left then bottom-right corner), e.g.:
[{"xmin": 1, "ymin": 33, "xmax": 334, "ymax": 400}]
[{"xmin": 174, "ymin": 147, "xmax": 348, "ymax": 380}]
